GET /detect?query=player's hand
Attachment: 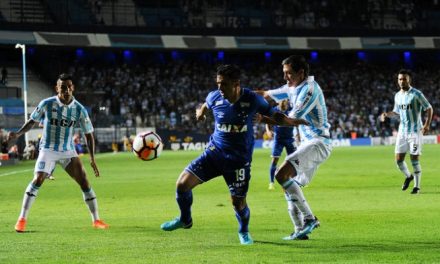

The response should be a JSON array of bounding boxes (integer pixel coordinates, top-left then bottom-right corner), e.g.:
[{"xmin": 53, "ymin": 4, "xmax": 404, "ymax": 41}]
[
  {"xmin": 266, "ymin": 130, "xmax": 273, "ymax": 139},
  {"xmin": 195, "ymin": 108, "xmax": 206, "ymax": 121},
  {"xmin": 253, "ymin": 113, "xmax": 263, "ymax": 123},
  {"xmin": 90, "ymin": 159, "xmax": 100, "ymax": 177},
  {"xmin": 7, "ymin": 131, "xmax": 18, "ymax": 142},
  {"xmin": 422, "ymin": 125, "xmax": 430, "ymax": 135},
  {"xmin": 379, "ymin": 113, "xmax": 387, "ymax": 122}
]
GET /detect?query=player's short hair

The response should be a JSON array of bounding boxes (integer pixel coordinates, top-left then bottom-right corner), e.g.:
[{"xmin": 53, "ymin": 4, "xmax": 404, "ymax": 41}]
[
  {"xmin": 58, "ymin": 73, "xmax": 73, "ymax": 82},
  {"xmin": 282, "ymin": 55, "xmax": 309, "ymax": 77},
  {"xmin": 216, "ymin": 64, "xmax": 241, "ymax": 81},
  {"xmin": 398, "ymin": 69, "xmax": 412, "ymax": 78}
]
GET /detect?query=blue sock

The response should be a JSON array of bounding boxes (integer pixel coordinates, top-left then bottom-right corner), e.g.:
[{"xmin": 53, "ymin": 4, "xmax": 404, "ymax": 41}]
[
  {"xmin": 235, "ymin": 206, "xmax": 250, "ymax": 233},
  {"xmin": 269, "ymin": 163, "xmax": 276, "ymax": 183},
  {"xmin": 176, "ymin": 190, "xmax": 192, "ymax": 224}
]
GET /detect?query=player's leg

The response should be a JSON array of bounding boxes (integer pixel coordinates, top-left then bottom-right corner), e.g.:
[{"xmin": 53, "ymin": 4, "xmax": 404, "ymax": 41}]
[
  {"xmin": 282, "ymin": 193, "xmax": 309, "ymax": 240},
  {"xmin": 269, "ymin": 157, "xmax": 279, "ymax": 190},
  {"xmin": 161, "ymin": 149, "xmax": 213, "ymax": 231},
  {"xmin": 15, "ymin": 171, "xmax": 48, "ymax": 232},
  {"xmin": 175, "ymin": 170, "xmax": 201, "ymax": 226},
  {"xmin": 231, "ymin": 196, "xmax": 253, "ymax": 245},
  {"xmin": 64, "ymin": 157, "xmax": 108, "ymax": 229},
  {"xmin": 408, "ymin": 133, "xmax": 422, "ymax": 194},
  {"xmin": 395, "ymin": 134, "xmax": 413, "ymax": 190},
  {"xmin": 269, "ymin": 140, "xmax": 282, "ymax": 190},
  {"xmin": 15, "ymin": 151, "xmax": 55, "ymax": 232}
]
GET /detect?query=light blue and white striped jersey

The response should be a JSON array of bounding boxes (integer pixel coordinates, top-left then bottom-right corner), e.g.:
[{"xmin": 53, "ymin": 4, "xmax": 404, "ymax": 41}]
[
  {"xmin": 392, "ymin": 87, "xmax": 432, "ymax": 134},
  {"xmin": 30, "ymin": 96, "xmax": 94, "ymax": 152},
  {"xmin": 267, "ymin": 76, "xmax": 331, "ymax": 143}
]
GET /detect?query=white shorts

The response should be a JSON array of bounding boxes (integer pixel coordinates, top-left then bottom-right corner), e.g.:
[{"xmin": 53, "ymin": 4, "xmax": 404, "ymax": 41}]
[
  {"xmin": 285, "ymin": 138, "xmax": 332, "ymax": 186},
  {"xmin": 35, "ymin": 149, "xmax": 78, "ymax": 175},
  {"xmin": 395, "ymin": 132, "xmax": 422, "ymax": 155}
]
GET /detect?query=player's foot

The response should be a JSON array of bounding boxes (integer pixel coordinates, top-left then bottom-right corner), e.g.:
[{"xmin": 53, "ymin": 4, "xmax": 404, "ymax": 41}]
[
  {"xmin": 238, "ymin": 232, "xmax": 253, "ymax": 245},
  {"xmin": 160, "ymin": 217, "xmax": 192, "ymax": 231},
  {"xmin": 15, "ymin": 217, "xmax": 27, "ymax": 232},
  {"xmin": 93, "ymin": 219, "xmax": 109, "ymax": 229},
  {"xmin": 297, "ymin": 217, "xmax": 320, "ymax": 237},
  {"xmin": 411, "ymin": 187, "xmax": 420, "ymax": 194},
  {"xmin": 402, "ymin": 175, "xmax": 414, "ymax": 191},
  {"xmin": 282, "ymin": 232, "xmax": 309, "ymax": 241},
  {"xmin": 268, "ymin": 182, "xmax": 275, "ymax": 190}
]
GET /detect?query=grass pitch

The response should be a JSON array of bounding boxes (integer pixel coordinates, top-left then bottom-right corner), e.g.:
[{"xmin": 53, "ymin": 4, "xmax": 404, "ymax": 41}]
[{"xmin": 0, "ymin": 145, "xmax": 439, "ymax": 263}]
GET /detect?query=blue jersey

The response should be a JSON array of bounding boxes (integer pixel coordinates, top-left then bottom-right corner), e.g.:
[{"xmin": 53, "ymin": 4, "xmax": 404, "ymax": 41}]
[
  {"xmin": 268, "ymin": 76, "xmax": 331, "ymax": 143},
  {"xmin": 206, "ymin": 88, "xmax": 274, "ymax": 160},
  {"xmin": 272, "ymin": 106, "xmax": 294, "ymax": 141},
  {"xmin": 392, "ymin": 87, "xmax": 432, "ymax": 134},
  {"xmin": 30, "ymin": 96, "xmax": 94, "ymax": 152}
]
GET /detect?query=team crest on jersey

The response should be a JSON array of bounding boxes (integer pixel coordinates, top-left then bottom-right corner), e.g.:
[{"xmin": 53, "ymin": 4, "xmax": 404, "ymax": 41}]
[
  {"xmin": 215, "ymin": 100, "xmax": 223, "ymax": 106},
  {"xmin": 216, "ymin": 111, "xmax": 225, "ymax": 118},
  {"xmin": 38, "ymin": 162, "xmax": 45, "ymax": 170}
]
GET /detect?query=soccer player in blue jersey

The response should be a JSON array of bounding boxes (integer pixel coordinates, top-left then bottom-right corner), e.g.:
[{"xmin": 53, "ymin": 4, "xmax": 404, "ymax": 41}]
[
  {"xmin": 160, "ymin": 65, "xmax": 307, "ymax": 245},
  {"xmin": 8, "ymin": 73, "xmax": 109, "ymax": 232},
  {"xmin": 265, "ymin": 99, "xmax": 296, "ymax": 190},
  {"xmin": 380, "ymin": 69, "xmax": 433, "ymax": 194},
  {"xmin": 257, "ymin": 55, "xmax": 332, "ymax": 241}
]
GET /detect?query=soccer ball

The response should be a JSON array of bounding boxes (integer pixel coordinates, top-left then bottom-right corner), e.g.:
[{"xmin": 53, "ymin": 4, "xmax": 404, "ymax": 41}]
[{"xmin": 132, "ymin": 131, "xmax": 163, "ymax": 161}]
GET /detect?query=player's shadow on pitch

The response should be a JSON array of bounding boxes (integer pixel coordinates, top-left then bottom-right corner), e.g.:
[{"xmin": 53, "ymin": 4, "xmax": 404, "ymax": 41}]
[{"xmin": 254, "ymin": 240, "xmax": 310, "ymax": 246}]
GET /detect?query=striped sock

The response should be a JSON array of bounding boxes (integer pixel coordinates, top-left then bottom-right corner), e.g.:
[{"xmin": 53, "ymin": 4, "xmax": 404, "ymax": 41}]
[
  {"xmin": 396, "ymin": 160, "xmax": 412, "ymax": 178},
  {"xmin": 19, "ymin": 182, "xmax": 40, "ymax": 219}
]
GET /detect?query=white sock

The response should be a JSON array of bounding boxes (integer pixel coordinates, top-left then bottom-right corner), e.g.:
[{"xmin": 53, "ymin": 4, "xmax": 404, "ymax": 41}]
[
  {"xmin": 282, "ymin": 179, "xmax": 313, "ymax": 220},
  {"xmin": 411, "ymin": 160, "xmax": 421, "ymax": 188},
  {"xmin": 19, "ymin": 182, "xmax": 40, "ymax": 219},
  {"xmin": 286, "ymin": 196, "xmax": 304, "ymax": 232},
  {"xmin": 396, "ymin": 160, "xmax": 412, "ymax": 178},
  {"xmin": 83, "ymin": 189, "xmax": 99, "ymax": 221}
]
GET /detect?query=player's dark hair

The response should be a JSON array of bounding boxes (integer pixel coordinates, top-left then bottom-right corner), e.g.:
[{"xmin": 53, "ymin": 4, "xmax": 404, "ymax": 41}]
[
  {"xmin": 216, "ymin": 64, "xmax": 241, "ymax": 81},
  {"xmin": 58, "ymin": 73, "xmax": 73, "ymax": 81},
  {"xmin": 282, "ymin": 55, "xmax": 309, "ymax": 77},
  {"xmin": 398, "ymin": 69, "xmax": 412, "ymax": 78}
]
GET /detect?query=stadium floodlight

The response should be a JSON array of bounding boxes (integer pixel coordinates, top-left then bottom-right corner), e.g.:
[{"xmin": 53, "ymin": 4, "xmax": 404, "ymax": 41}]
[{"xmin": 15, "ymin": 43, "xmax": 29, "ymax": 147}]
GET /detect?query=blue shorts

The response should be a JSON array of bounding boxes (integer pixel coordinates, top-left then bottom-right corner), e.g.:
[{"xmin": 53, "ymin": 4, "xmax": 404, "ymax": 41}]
[
  {"xmin": 272, "ymin": 139, "xmax": 295, "ymax": 157},
  {"xmin": 185, "ymin": 144, "xmax": 251, "ymax": 197}
]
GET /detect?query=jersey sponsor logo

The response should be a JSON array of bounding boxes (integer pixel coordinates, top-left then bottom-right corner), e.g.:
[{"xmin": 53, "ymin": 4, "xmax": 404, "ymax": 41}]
[
  {"xmin": 398, "ymin": 104, "xmax": 413, "ymax": 110},
  {"xmin": 216, "ymin": 123, "xmax": 248, "ymax": 133},
  {"xmin": 240, "ymin": 102, "xmax": 250, "ymax": 107},
  {"xmin": 50, "ymin": 118, "xmax": 77, "ymax": 127},
  {"xmin": 215, "ymin": 100, "xmax": 223, "ymax": 106},
  {"xmin": 216, "ymin": 111, "xmax": 225, "ymax": 118}
]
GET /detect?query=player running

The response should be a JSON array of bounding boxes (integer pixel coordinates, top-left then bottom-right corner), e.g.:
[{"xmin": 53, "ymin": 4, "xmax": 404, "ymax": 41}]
[
  {"xmin": 160, "ymin": 64, "xmax": 307, "ymax": 245},
  {"xmin": 380, "ymin": 69, "xmax": 433, "ymax": 194},
  {"xmin": 8, "ymin": 73, "xmax": 109, "ymax": 232}
]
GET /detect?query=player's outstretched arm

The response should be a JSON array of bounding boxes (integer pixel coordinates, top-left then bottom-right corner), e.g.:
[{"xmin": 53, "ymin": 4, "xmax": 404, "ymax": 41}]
[
  {"xmin": 380, "ymin": 111, "xmax": 398, "ymax": 122},
  {"xmin": 85, "ymin": 133, "xmax": 100, "ymax": 177},
  {"xmin": 257, "ymin": 112, "xmax": 308, "ymax": 126},
  {"xmin": 7, "ymin": 119, "xmax": 37, "ymax": 142},
  {"xmin": 196, "ymin": 102, "xmax": 209, "ymax": 122}
]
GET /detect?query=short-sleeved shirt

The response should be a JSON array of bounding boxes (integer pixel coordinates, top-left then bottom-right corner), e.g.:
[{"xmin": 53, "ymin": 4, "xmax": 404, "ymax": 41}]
[
  {"xmin": 392, "ymin": 87, "xmax": 432, "ymax": 134},
  {"xmin": 267, "ymin": 76, "xmax": 331, "ymax": 144},
  {"xmin": 30, "ymin": 96, "xmax": 93, "ymax": 152}
]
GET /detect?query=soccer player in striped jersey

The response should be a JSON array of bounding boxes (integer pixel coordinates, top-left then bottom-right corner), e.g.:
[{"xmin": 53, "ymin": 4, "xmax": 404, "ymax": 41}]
[
  {"xmin": 265, "ymin": 99, "xmax": 296, "ymax": 190},
  {"xmin": 380, "ymin": 69, "xmax": 433, "ymax": 194},
  {"xmin": 257, "ymin": 55, "xmax": 332, "ymax": 240},
  {"xmin": 160, "ymin": 65, "xmax": 308, "ymax": 245},
  {"xmin": 8, "ymin": 73, "xmax": 109, "ymax": 232}
]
